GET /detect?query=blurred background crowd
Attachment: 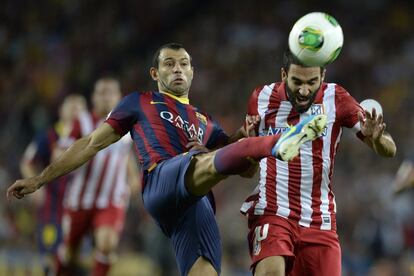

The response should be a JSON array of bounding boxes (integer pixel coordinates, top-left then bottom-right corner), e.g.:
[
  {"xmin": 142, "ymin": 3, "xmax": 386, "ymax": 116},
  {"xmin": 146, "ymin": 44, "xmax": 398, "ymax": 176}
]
[{"xmin": 1, "ymin": 0, "xmax": 414, "ymax": 275}]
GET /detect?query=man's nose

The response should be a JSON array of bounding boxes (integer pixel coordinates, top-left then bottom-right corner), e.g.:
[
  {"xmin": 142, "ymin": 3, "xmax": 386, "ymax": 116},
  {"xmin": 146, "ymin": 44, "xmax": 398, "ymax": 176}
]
[
  {"xmin": 173, "ymin": 63, "xmax": 182, "ymax": 73},
  {"xmin": 299, "ymin": 86, "xmax": 310, "ymax": 96}
]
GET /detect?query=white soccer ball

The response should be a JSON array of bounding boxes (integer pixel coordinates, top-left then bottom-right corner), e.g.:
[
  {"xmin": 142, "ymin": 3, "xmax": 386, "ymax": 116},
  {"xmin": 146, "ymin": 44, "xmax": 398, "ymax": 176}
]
[{"xmin": 288, "ymin": 12, "xmax": 344, "ymax": 66}]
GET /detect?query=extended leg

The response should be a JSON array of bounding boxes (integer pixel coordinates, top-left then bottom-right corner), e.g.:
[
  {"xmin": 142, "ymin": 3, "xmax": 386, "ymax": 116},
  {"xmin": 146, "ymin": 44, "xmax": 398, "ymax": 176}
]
[{"xmin": 186, "ymin": 114, "xmax": 327, "ymax": 197}]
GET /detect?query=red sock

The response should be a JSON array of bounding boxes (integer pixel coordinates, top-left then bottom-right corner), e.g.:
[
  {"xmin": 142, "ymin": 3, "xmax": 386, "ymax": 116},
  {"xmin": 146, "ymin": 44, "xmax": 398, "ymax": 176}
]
[
  {"xmin": 213, "ymin": 135, "xmax": 279, "ymax": 175},
  {"xmin": 92, "ymin": 251, "xmax": 111, "ymax": 276},
  {"xmin": 55, "ymin": 255, "xmax": 66, "ymax": 276}
]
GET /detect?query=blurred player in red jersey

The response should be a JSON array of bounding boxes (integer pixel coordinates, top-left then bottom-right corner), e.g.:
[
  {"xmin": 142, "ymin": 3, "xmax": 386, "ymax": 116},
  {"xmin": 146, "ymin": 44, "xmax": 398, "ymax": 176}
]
[
  {"xmin": 20, "ymin": 94, "xmax": 87, "ymax": 275},
  {"xmin": 240, "ymin": 50, "xmax": 397, "ymax": 276},
  {"xmin": 54, "ymin": 77, "xmax": 140, "ymax": 276},
  {"xmin": 7, "ymin": 44, "xmax": 328, "ymax": 276}
]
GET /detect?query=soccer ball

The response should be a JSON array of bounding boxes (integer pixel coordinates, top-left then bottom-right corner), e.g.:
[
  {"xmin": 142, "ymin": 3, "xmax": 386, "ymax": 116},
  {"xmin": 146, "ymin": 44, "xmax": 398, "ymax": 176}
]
[{"xmin": 288, "ymin": 12, "xmax": 344, "ymax": 66}]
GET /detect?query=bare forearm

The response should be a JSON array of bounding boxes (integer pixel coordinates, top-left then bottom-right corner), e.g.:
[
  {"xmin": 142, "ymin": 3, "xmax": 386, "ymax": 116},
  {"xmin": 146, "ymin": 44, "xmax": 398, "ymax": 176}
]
[
  {"xmin": 38, "ymin": 136, "xmax": 98, "ymax": 187},
  {"xmin": 371, "ymin": 132, "xmax": 396, "ymax": 158},
  {"xmin": 7, "ymin": 124, "xmax": 120, "ymax": 199},
  {"xmin": 227, "ymin": 127, "xmax": 245, "ymax": 144}
]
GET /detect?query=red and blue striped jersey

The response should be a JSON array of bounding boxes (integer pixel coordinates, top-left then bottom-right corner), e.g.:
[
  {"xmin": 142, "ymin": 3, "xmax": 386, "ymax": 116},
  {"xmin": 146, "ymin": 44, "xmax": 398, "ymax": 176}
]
[{"xmin": 105, "ymin": 91, "xmax": 229, "ymax": 171}]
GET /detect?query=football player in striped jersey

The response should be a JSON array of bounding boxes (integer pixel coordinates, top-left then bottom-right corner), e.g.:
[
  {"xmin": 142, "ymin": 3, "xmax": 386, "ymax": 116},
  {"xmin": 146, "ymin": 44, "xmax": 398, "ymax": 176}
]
[{"xmin": 241, "ymin": 50, "xmax": 396, "ymax": 276}]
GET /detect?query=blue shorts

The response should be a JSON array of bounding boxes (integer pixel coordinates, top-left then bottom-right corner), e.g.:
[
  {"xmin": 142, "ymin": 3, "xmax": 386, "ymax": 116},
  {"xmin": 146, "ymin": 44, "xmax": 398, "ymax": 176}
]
[{"xmin": 142, "ymin": 152, "xmax": 221, "ymax": 276}]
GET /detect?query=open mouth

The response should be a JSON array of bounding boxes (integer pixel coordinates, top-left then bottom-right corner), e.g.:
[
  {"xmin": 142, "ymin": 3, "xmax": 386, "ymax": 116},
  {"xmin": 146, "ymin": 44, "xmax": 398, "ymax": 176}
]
[
  {"xmin": 173, "ymin": 78, "xmax": 184, "ymax": 83},
  {"xmin": 296, "ymin": 97, "xmax": 309, "ymax": 106}
]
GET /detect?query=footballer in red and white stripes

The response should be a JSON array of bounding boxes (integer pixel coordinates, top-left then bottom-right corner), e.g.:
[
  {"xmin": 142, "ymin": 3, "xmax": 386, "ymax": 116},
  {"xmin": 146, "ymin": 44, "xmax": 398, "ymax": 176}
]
[
  {"xmin": 244, "ymin": 51, "xmax": 396, "ymax": 276},
  {"xmin": 56, "ymin": 78, "xmax": 139, "ymax": 276},
  {"xmin": 241, "ymin": 82, "xmax": 356, "ymax": 230},
  {"xmin": 64, "ymin": 111, "xmax": 132, "ymax": 211}
]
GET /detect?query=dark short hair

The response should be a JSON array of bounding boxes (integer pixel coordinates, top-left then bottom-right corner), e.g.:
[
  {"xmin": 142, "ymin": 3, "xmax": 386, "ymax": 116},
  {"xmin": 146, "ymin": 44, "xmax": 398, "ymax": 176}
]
[
  {"xmin": 152, "ymin": 43, "xmax": 190, "ymax": 68},
  {"xmin": 93, "ymin": 76, "xmax": 121, "ymax": 96},
  {"xmin": 94, "ymin": 76, "xmax": 121, "ymax": 89},
  {"xmin": 282, "ymin": 48, "xmax": 325, "ymax": 73}
]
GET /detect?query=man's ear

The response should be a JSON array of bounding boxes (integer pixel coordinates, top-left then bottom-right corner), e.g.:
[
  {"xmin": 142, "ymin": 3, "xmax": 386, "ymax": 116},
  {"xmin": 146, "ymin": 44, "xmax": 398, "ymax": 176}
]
[
  {"xmin": 281, "ymin": 67, "xmax": 288, "ymax": 82},
  {"xmin": 150, "ymin": 67, "xmax": 158, "ymax": 81},
  {"xmin": 321, "ymin": 68, "xmax": 326, "ymax": 83}
]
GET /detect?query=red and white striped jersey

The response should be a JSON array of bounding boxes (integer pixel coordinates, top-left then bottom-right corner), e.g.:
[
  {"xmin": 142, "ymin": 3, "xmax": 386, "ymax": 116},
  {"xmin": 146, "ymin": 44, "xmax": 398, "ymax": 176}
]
[
  {"xmin": 241, "ymin": 82, "xmax": 364, "ymax": 231},
  {"xmin": 62, "ymin": 111, "xmax": 132, "ymax": 210}
]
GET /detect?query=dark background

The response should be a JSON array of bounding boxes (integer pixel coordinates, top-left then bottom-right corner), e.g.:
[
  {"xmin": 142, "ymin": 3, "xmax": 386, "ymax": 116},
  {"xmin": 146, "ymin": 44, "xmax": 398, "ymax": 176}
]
[{"xmin": 1, "ymin": 0, "xmax": 413, "ymax": 275}]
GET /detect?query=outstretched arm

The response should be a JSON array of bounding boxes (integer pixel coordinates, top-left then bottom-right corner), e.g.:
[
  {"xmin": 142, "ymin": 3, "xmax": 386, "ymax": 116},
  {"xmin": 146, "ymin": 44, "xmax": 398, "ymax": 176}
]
[
  {"xmin": 358, "ymin": 109, "xmax": 396, "ymax": 157},
  {"xmin": 7, "ymin": 123, "xmax": 121, "ymax": 199}
]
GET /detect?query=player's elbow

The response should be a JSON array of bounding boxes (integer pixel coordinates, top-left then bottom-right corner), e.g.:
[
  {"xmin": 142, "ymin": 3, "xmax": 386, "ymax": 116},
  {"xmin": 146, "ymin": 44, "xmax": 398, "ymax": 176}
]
[
  {"xmin": 385, "ymin": 146, "xmax": 397, "ymax": 158},
  {"xmin": 75, "ymin": 136, "xmax": 101, "ymax": 159},
  {"xmin": 85, "ymin": 136, "xmax": 104, "ymax": 155},
  {"xmin": 377, "ymin": 144, "xmax": 397, "ymax": 158}
]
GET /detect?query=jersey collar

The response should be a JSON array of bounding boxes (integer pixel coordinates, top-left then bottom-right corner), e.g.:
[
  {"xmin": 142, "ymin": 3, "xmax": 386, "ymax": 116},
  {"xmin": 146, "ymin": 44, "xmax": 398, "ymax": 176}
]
[{"xmin": 160, "ymin": 92, "xmax": 190, "ymax": 105}]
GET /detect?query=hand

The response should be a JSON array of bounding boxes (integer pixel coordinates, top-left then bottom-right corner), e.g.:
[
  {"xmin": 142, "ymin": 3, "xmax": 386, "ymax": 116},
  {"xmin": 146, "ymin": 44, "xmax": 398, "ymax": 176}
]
[
  {"xmin": 242, "ymin": 115, "xmax": 260, "ymax": 137},
  {"xmin": 7, "ymin": 176, "xmax": 43, "ymax": 200},
  {"xmin": 358, "ymin": 108, "xmax": 386, "ymax": 141},
  {"xmin": 186, "ymin": 138, "xmax": 209, "ymax": 153}
]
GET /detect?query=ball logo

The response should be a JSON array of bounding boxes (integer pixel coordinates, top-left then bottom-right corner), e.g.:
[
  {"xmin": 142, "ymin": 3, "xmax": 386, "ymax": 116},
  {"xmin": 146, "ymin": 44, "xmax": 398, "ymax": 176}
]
[{"xmin": 299, "ymin": 27, "xmax": 324, "ymax": 51}]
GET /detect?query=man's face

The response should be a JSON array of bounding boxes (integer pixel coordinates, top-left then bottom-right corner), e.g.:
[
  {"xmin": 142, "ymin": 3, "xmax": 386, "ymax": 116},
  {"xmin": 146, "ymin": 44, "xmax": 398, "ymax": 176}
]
[
  {"xmin": 150, "ymin": 48, "xmax": 193, "ymax": 97},
  {"xmin": 60, "ymin": 96, "xmax": 86, "ymax": 122},
  {"xmin": 282, "ymin": 64, "xmax": 325, "ymax": 113},
  {"xmin": 92, "ymin": 80, "xmax": 121, "ymax": 115}
]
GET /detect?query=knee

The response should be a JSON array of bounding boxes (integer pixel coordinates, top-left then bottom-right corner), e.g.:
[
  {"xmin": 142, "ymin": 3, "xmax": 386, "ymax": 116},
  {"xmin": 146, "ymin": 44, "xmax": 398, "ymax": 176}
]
[
  {"xmin": 255, "ymin": 267, "xmax": 284, "ymax": 276},
  {"xmin": 188, "ymin": 257, "xmax": 217, "ymax": 276},
  {"xmin": 96, "ymin": 237, "xmax": 117, "ymax": 256},
  {"xmin": 94, "ymin": 228, "xmax": 119, "ymax": 256},
  {"xmin": 185, "ymin": 152, "xmax": 226, "ymax": 196}
]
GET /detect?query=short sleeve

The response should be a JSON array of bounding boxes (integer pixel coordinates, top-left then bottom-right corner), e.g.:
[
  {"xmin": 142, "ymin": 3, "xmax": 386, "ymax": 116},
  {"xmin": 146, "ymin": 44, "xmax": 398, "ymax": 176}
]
[
  {"xmin": 205, "ymin": 116, "xmax": 229, "ymax": 149},
  {"xmin": 105, "ymin": 92, "xmax": 140, "ymax": 136},
  {"xmin": 244, "ymin": 86, "xmax": 264, "ymax": 135},
  {"xmin": 335, "ymin": 85, "xmax": 364, "ymax": 129},
  {"xmin": 246, "ymin": 86, "xmax": 263, "ymax": 116}
]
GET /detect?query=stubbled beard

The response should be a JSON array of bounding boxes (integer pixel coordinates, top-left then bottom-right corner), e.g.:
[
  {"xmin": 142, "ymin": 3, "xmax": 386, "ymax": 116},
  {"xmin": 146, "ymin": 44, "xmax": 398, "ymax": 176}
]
[
  {"xmin": 160, "ymin": 79, "xmax": 187, "ymax": 96},
  {"xmin": 285, "ymin": 82, "xmax": 320, "ymax": 113}
]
